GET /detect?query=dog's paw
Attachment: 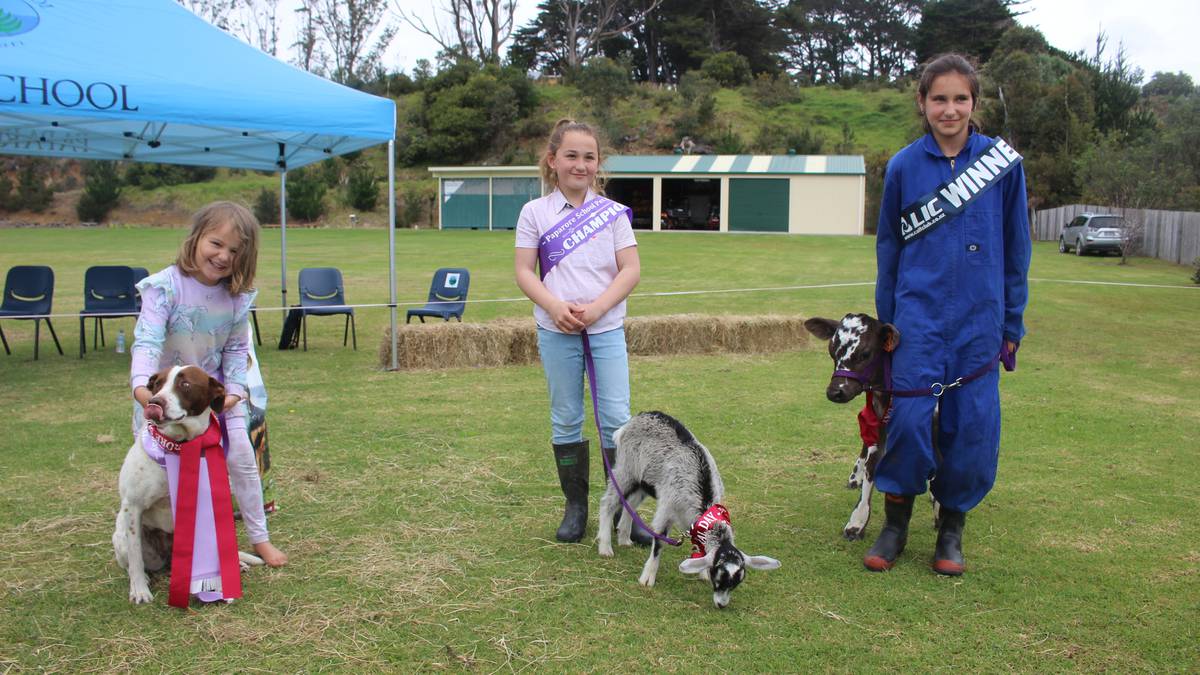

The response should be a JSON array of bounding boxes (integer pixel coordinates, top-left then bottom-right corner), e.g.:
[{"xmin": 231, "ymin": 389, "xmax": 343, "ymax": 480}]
[
  {"xmin": 129, "ymin": 585, "xmax": 153, "ymax": 604},
  {"xmin": 842, "ymin": 525, "xmax": 866, "ymax": 541}
]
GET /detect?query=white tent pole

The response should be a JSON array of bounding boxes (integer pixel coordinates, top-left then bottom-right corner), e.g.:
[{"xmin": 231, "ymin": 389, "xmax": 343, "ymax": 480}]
[
  {"xmin": 388, "ymin": 139, "xmax": 398, "ymax": 371},
  {"xmin": 280, "ymin": 169, "xmax": 288, "ymax": 313}
]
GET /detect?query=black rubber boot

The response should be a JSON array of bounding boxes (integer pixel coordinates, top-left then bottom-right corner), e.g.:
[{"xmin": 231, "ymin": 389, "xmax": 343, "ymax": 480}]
[
  {"xmin": 553, "ymin": 441, "xmax": 589, "ymax": 543},
  {"xmin": 863, "ymin": 493, "xmax": 914, "ymax": 571},
  {"xmin": 933, "ymin": 509, "xmax": 965, "ymax": 576},
  {"xmin": 602, "ymin": 446, "xmax": 652, "ymax": 547}
]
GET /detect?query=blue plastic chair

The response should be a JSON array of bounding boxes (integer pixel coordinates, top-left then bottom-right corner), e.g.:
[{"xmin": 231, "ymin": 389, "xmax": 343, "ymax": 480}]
[
  {"xmin": 79, "ymin": 265, "xmax": 138, "ymax": 358},
  {"xmin": 298, "ymin": 267, "xmax": 355, "ymax": 351},
  {"xmin": 0, "ymin": 265, "xmax": 63, "ymax": 360},
  {"xmin": 406, "ymin": 268, "xmax": 470, "ymax": 323}
]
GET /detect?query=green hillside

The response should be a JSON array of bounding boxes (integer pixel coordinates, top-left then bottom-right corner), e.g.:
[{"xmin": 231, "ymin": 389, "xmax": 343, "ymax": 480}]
[{"xmin": 5, "ymin": 81, "xmax": 920, "ymax": 228}]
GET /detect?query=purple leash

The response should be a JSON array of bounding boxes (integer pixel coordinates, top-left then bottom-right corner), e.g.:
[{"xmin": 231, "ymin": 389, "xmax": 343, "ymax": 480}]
[
  {"xmin": 581, "ymin": 331, "xmax": 681, "ymax": 547},
  {"xmin": 833, "ymin": 345, "xmax": 1014, "ymax": 398}
]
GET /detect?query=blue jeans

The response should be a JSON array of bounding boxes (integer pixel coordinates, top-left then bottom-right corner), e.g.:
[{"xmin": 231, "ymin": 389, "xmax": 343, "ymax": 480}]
[{"xmin": 537, "ymin": 327, "xmax": 631, "ymax": 448}]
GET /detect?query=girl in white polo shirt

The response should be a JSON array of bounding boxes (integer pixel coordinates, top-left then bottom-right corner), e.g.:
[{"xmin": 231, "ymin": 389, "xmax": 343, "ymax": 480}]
[{"xmin": 514, "ymin": 119, "xmax": 644, "ymax": 543}]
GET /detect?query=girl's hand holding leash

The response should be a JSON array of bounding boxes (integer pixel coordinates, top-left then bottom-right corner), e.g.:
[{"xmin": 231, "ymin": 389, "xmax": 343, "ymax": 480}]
[
  {"xmin": 570, "ymin": 302, "xmax": 605, "ymax": 328},
  {"xmin": 550, "ymin": 299, "xmax": 586, "ymax": 332}
]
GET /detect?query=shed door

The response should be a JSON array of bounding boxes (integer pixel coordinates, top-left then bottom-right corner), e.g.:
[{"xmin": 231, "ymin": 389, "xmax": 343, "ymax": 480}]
[
  {"xmin": 728, "ymin": 178, "xmax": 789, "ymax": 233},
  {"xmin": 492, "ymin": 177, "xmax": 541, "ymax": 230},
  {"xmin": 441, "ymin": 178, "xmax": 489, "ymax": 229}
]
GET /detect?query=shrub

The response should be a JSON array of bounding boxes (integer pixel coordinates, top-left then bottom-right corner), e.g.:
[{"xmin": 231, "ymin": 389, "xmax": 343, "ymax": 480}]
[
  {"xmin": 344, "ymin": 161, "xmax": 379, "ymax": 211},
  {"xmin": 75, "ymin": 161, "xmax": 122, "ymax": 222},
  {"xmin": 701, "ymin": 51, "xmax": 752, "ymax": 87},
  {"xmin": 573, "ymin": 56, "xmax": 634, "ymax": 104},
  {"xmin": 1191, "ymin": 257, "xmax": 1200, "ymax": 285},
  {"xmin": 123, "ymin": 163, "xmax": 217, "ymax": 190},
  {"xmin": 0, "ymin": 176, "xmax": 17, "ymax": 212},
  {"xmin": 17, "ymin": 163, "xmax": 53, "ymax": 212},
  {"xmin": 253, "ymin": 187, "xmax": 280, "ymax": 225},
  {"xmin": 674, "ymin": 72, "xmax": 718, "ymax": 135},
  {"xmin": 750, "ymin": 72, "xmax": 801, "ymax": 107},
  {"xmin": 398, "ymin": 180, "xmax": 435, "ymax": 228},
  {"xmin": 286, "ymin": 166, "xmax": 326, "ymax": 222},
  {"xmin": 712, "ymin": 124, "xmax": 745, "ymax": 154},
  {"xmin": 319, "ymin": 158, "xmax": 342, "ymax": 188}
]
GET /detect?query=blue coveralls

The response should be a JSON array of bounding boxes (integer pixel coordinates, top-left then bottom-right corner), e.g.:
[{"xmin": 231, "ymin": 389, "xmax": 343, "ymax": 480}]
[{"xmin": 874, "ymin": 131, "xmax": 1031, "ymax": 512}]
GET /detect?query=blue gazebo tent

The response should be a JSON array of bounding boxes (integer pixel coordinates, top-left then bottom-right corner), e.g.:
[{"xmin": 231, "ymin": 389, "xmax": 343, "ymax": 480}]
[{"xmin": 0, "ymin": 0, "xmax": 402, "ymax": 367}]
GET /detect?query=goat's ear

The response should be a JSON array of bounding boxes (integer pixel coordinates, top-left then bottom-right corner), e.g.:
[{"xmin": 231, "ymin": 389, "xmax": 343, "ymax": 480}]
[
  {"xmin": 881, "ymin": 323, "xmax": 900, "ymax": 352},
  {"xmin": 744, "ymin": 555, "xmax": 781, "ymax": 571},
  {"xmin": 804, "ymin": 317, "xmax": 839, "ymax": 340},
  {"xmin": 208, "ymin": 377, "xmax": 227, "ymax": 415},
  {"xmin": 679, "ymin": 556, "xmax": 711, "ymax": 575}
]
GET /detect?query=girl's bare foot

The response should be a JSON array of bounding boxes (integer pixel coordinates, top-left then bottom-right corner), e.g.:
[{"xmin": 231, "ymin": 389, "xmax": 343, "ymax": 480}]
[{"xmin": 253, "ymin": 541, "xmax": 288, "ymax": 567}]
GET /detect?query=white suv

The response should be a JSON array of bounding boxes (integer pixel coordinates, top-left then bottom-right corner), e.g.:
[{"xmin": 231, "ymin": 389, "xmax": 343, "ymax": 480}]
[{"xmin": 1059, "ymin": 213, "xmax": 1126, "ymax": 256}]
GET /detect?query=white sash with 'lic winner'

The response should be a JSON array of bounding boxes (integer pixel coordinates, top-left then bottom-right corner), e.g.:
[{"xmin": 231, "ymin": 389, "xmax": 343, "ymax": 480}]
[{"xmin": 899, "ymin": 138, "xmax": 1023, "ymax": 245}]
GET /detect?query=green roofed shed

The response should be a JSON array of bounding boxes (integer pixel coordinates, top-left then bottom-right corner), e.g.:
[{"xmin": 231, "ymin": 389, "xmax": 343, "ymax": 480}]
[{"xmin": 428, "ymin": 154, "xmax": 866, "ymax": 234}]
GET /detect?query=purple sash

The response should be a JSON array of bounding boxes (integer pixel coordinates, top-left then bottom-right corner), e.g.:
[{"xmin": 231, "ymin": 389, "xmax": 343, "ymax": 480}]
[
  {"xmin": 536, "ymin": 194, "xmax": 679, "ymax": 547},
  {"xmin": 537, "ymin": 196, "xmax": 632, "ymax": 281}
]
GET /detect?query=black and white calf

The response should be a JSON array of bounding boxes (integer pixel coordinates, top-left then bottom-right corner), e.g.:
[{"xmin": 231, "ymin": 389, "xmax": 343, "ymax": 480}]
[
  {"xmin": 597, "ymin": 411, "xmax": 780, "ymax": 609},
  {"xmin": 804, "ymin": 314, "xmax": 940, "ymax": 540}
]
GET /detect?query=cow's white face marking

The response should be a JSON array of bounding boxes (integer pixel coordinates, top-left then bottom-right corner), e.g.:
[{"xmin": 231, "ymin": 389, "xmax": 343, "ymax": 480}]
[{"xmin": 833, "ymin": 315, "xmax": 868, "ymax": 369}]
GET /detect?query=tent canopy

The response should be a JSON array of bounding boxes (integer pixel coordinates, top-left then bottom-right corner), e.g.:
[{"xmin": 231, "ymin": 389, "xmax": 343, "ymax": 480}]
[{"xmin": 0, "ymin": 0, "xmax": 395, "ymax": 170}]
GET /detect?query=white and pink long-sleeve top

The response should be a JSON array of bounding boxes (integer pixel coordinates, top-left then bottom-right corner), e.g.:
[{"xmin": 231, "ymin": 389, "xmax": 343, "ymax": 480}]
[{"xmin": 130, "ymin": 265, "xmax": 256, "ymax": 417}]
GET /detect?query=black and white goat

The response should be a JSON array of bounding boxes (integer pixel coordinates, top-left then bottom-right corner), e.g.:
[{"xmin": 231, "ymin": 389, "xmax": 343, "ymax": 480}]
[{"xmin": 597, "ymin": 411, "xmax": 780, "ymax": 609}]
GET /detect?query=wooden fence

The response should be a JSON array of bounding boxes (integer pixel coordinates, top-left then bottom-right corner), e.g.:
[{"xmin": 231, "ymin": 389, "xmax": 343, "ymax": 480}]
[{"xmin": 1033, "ymin": 204, "xmax": 1200, "ymax": 265}]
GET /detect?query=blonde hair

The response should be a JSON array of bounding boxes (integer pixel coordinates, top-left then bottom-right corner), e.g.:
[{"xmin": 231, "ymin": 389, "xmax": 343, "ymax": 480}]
[
  {"xmin": 538, "ymin": 118, "xmax": 607, "ymax": 196},
  {"xmin": 175, "ymin": 201, "xmax": 260, "ymax": 295}
]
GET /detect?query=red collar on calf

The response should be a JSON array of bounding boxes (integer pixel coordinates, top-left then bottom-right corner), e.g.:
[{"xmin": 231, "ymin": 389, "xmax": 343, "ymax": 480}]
[{"xmin": 688, "ymin": 504, "xmax": 731, "ymax": 558}]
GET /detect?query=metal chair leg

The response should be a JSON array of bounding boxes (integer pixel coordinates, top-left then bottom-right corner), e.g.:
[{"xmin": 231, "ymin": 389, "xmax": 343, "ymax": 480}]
[
  {"xmin": 99, "ymin": 318, "xmax": 106, "ymax": 347},
  {"xmin": 343, "ymin": 315, "xmax": 349, "ymax": 346},
  {"xmin": 34, "ymin": 318, "xmax": 40, "ymax": 360},
  {"xmin": 44, "ymin": 318, "xmax": 62, "ymax": 355},
  {"xmin": 350, "ymin": 314, "xmax": 357, "ymax": 350},
  {"xmin": 302, "ymin": 313, "xmax": 307, "ymax": 351},
  {"xmin": 79, "ymin": 316, "xmax": 86, "ymax": 358},
  {"xmin": 0, "ymin": 323, "xmax": 9, "ymax": 355}
]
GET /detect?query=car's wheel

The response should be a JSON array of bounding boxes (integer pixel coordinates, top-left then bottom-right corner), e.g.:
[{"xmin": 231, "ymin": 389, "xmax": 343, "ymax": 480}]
[
  {"xmin": 1075, "ymin": 239, "xmax": 1086, "ymax": 256},
  {"xmin": 1059, "ymin": 238, "xmax": 1068, "ymax": 253}
]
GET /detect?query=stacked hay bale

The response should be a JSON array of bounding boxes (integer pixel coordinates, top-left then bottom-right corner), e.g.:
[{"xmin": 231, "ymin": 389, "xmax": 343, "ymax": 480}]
[{"xmin": 380, "ymin": 314, "xmax": 810, "ymax": 370}]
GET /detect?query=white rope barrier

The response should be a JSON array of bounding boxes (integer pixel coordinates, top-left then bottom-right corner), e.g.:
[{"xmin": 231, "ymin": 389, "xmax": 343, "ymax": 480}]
[{"xmin": 1, "ymin": 277, "xmax": 1194, "ymax": 321}]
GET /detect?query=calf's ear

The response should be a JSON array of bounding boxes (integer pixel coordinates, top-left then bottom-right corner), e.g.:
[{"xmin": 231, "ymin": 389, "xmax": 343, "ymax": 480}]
[
  {"xmin": 744, "ymin": 555, "xmax": 781, "ymax": 571},
  {"xmin": 881, "ymin": 323, "xmax": 901, "ymax": 352},
  {"xmin": 208, "ymin": 377, "xmax": 227, "ymax": 414},
  {"xmin": 804, "ymin": 317, "xmax": 839, "ymax": 340}
]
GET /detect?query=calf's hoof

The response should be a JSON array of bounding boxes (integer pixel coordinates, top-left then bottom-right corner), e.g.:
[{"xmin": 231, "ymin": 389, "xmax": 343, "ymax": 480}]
[{"xmin": 843, "ymin": 525, "xmax": 865, "ymax": 541}]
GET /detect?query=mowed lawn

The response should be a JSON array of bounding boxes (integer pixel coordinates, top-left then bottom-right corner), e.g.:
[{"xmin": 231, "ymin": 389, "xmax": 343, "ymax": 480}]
[{"xmin": 1, "ymin": 226, "xmax": 1198, "ymax": 671}]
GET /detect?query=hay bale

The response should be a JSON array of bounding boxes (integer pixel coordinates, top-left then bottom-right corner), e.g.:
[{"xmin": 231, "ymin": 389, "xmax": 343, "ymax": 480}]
[{"xmin": 379, "ymin": 314, "xmax": 810, "ymax": 370}]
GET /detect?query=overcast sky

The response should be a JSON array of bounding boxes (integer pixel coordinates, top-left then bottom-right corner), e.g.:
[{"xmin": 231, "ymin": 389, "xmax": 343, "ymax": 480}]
[{"xmin": 327, "ymin": 1, "xmax": 1199, "ymax": 83}]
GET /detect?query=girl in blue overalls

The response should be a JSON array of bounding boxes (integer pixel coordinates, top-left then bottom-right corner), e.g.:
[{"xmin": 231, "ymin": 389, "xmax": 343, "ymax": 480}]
[{"xmin": 867, "ymin": 54, "xmax": 1031, "ymax": 575}]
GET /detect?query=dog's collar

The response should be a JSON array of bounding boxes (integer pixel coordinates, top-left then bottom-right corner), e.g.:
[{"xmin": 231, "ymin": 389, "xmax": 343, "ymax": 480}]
[
  {"xmin": 147, "ymin": 413, "xmax": 221, "ymax": 456},
  {"xmin": 688, "ymin": 504, "xmax": 731, "ymax": 559}
]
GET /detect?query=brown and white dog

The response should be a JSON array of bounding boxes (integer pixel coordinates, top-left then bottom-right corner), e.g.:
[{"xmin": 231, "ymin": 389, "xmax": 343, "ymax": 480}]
[
  {"xmin": 112, "ymin": 365, "xmax": 262, "ymax": 604},
  {"xmin": 804, "ymin": 314, "xmax": 940, "ymax": 540}
]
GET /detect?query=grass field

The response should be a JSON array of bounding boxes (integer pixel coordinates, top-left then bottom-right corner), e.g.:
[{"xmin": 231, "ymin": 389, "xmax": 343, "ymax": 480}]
[{"xmin": 1, "ymin": 227, "xmax": 1198, "ymax": 671}]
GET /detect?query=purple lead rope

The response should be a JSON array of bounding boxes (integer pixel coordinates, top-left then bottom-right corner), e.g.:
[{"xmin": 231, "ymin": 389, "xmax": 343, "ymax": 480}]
[{"xmin": 582, "ymin": 331, "xmax": 681, "ymax": 547}]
